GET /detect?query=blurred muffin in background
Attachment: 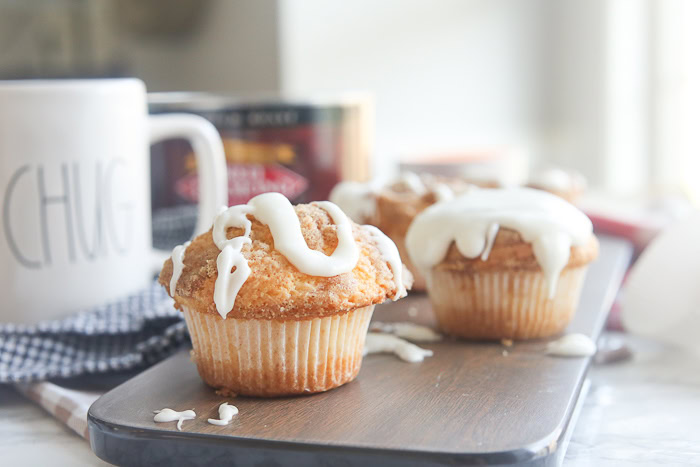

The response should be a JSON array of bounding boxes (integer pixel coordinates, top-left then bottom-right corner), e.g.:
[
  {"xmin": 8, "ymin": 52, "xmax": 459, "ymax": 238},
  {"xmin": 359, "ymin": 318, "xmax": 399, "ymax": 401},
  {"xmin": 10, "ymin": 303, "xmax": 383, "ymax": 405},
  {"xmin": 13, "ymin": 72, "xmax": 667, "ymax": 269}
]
[
  {"xmin": 400, "ymin": 147, "xmax": 528, "ymax": 189},
  {"xmin": 527, "ymin": 167, "xmax": 587, "ymax": 204},
  {"xmin": 330, "ymin": 173, "xmax": 474, "ymax": 291}
]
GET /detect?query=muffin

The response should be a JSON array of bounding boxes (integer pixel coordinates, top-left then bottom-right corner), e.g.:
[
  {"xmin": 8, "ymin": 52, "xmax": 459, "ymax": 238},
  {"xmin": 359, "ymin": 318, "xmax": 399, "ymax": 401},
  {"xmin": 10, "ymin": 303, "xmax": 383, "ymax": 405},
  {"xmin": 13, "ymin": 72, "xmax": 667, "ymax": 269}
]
[
  {"xmin": 405, "ymin": 187, "xmax": 598, "ymax": 340},
  {"xmin": 159, "ymin": 192, "xmax": 410, "ymax": 396},
  {"xmin": 527, "ymin": 167, "xmax": 586, "ymax": 204},
  {"xmin": 330, "ymin": 172, "xmax": 474, "ymax": 290}
]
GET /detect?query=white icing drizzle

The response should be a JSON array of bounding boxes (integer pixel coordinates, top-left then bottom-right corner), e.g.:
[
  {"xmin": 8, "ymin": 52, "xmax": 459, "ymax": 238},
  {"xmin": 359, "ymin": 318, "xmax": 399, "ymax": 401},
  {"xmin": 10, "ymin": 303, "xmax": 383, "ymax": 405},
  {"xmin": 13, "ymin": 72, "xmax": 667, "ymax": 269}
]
[
  {"xmin": 211, "ymin": 193, "xmax": 360, "ymax": 319},
  {"xmin": 369, "ymin": 322, "xmax": 443, "ymax": 342},
  {"xmin": 213, "ymin": 205, "xmax": 253, "ymax": 250},
  {"xmin": 405, "ymin": 188, "xmax": 593, "ymax": 298},
  {"xmin": 431, "ymin": 183, "xmax": 454, "ymax": 202},
  {"xmin": 153, "ymin": 408, "xmax": 196, "ymax": 431},
  {"xmin": 329, "ymin": 181, "xmax": 378, "ymax": 223},
  {"xmin": 546, "ymin": 333, "xmax": 597, "ymax": 357},
  {"xmin": 395, "ymin": 172, "xmax": 427, "ymax": 194},
  {"xmin": 207, "ymin": 402, "xmax": 239, "ymax": 426},
  {"xmin": 211, "ymin": 203, "xmax": 254, "ymax": 317},
  {"xmin": 363, "ymin": 332, "xmax": 434, "ymax": 362},
  {"xmin": 169, "ymin": 241, "xmax": 191, "ymax": 297},
  {"xmin": 299, "ymin": 200, "xmax": 359, "ymax": 275},
  {"xmin": 364, "ymin": 225, "xmax": 406, "ymax": 300}
]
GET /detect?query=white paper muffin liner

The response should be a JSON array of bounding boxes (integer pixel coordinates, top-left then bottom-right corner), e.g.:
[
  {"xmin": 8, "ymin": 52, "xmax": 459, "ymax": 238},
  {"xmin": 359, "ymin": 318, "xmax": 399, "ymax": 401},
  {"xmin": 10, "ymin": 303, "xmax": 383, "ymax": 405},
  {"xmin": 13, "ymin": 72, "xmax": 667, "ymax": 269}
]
[
  {"xmin": 183, "ymin": 305, "xmax": 374, "ymax": 396},
  {"xmin": 426, "ymin": 266, "xmax": 588, "ymax": 340}
]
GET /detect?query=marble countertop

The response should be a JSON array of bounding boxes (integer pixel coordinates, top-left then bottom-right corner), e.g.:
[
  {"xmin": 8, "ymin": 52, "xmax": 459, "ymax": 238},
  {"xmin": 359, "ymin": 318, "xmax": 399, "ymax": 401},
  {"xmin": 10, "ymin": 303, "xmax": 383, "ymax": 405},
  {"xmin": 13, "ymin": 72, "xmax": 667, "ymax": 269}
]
[
  {"xmin": 566, "ymin": 334, "xmax": 700, "ymax": 466},
  {"xmin": 2, "ymin": 332, "xmax": 699, "ymax": 466},
  {"xmin": 0, "ymin": 386, "xmax": 109, "ymax": 467}
]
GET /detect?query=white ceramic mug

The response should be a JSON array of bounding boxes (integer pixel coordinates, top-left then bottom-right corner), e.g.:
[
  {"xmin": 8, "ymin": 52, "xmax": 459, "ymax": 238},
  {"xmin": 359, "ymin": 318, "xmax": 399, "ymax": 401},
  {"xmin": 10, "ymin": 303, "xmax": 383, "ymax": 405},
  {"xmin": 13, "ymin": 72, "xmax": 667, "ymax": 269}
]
[{"xmin": 0, "ymin": 78, "xmax": 227, "ymax": 324}]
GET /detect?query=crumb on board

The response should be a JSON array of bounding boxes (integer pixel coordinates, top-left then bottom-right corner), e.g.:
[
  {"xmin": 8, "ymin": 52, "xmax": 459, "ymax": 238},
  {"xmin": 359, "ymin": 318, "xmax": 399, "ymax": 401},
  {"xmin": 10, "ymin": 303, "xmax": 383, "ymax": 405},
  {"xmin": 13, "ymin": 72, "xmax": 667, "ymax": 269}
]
[
  {"xmin": 502, "ymin": 350, "xmax": 509, "ymax": 357},
  {"xmin": 215, "ymin": 388, "xmax": 238, "ymax": 398}
]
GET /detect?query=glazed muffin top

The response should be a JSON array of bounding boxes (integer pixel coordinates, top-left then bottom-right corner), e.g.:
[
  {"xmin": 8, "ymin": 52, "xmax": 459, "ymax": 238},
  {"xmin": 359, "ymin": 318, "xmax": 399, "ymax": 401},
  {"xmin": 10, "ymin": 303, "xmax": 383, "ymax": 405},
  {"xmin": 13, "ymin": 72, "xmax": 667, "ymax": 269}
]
[
  {"xmin": 329, "ymin": 172, "xmax": 475, "ymax": 225},
  {"xmin": 159, "ymin": 193, "xmax": 411, "ymax": 320},
  {"xmin": 405, "ymin": 187, "xmax": 597, "ymax": 298}
]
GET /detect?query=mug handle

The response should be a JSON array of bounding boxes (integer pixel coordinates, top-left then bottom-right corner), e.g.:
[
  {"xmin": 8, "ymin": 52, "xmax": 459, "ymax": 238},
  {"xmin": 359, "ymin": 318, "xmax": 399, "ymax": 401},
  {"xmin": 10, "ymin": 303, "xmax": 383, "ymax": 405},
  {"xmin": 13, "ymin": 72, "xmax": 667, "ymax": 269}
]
[{"xmin": 148, "ymin": 113, "xmax": 228, "ymax": 268}]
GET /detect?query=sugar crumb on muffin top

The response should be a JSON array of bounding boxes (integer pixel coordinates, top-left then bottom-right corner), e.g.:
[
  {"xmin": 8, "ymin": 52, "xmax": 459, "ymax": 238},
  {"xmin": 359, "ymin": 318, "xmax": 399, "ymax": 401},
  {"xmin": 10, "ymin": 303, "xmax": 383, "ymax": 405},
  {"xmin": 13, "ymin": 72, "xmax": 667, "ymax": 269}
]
[{"xmin": 159, "ymin": 202, "xmax": 412, "ymax": 320}]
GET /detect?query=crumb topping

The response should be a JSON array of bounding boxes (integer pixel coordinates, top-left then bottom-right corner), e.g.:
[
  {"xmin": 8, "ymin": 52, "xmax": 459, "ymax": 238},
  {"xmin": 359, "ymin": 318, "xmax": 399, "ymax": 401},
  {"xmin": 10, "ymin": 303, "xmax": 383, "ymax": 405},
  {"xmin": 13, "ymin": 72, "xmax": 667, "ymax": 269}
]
[{"xmin": 159, "ymin": 203, "xmax": 409, "ymax": 320}]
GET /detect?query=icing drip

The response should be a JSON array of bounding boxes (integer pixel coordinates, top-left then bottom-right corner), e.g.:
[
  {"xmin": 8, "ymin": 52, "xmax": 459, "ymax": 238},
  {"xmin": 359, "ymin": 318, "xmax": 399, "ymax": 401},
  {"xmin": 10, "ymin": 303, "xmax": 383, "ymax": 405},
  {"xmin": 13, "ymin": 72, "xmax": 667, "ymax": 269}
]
[
  {"xmin": 363, "ymin": 332, "xmax": 433, "ymax": 362},
  {"xmin": 369, "ymin": 321, "xmax": 442, "ymax": 342},
  {"xmin": 432, "ymin": 183, "xmax": 454, "ymax": 202},
  {"xmin": 405, "ymin": 188, "xmax": 593, "ymax": 298},
  {"xmin": 211, "ymin": 193, "xmax": 360, "ymax": 318},
  {"xmin": 480, "ymin": 223, "xmax": 499, "ymax": 261},
  {"xmin": 207, "ymin": 402, "xmax": 239, "ymax": 426},
  {"xmin": 169, "ymin": 241, "xmax": 191, "ymax": 297},
  {"xmin": 153, "ymin": 408, "xmax": 196, "ymax": 431},
  {"xmin": 364, "ymin": 225, "xmax": 406, "ymax": 300},
  {"xmin": 329, "ymin": 181, "xmax": 378, "ymax": 223},
  {"xmin": 214, "ymin": 239, "xmax": 252, "ymax": 318},
  {"xmin": 546, "ymin": 333, "xmax": 597, "ymax": 357}
]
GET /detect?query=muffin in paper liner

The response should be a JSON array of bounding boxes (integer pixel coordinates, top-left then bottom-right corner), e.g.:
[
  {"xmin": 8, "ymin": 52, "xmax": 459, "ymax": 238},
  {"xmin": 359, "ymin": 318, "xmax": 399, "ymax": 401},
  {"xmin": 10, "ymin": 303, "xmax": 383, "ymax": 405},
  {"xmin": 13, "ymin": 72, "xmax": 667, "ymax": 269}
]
[
  {"xmin": 160, "ymin": 196, "xmax": 410, "ymax": 397},
  {"xmin": 183, "ymin": 305, "xmax": 375, "ymax": 396},
  {"xmin": 427, "ymin": 266, "xmax": 588, "ymax": 340},
  {"xmin": 405, "ymin": 188, "xmax": 599, "ymax": 341}
]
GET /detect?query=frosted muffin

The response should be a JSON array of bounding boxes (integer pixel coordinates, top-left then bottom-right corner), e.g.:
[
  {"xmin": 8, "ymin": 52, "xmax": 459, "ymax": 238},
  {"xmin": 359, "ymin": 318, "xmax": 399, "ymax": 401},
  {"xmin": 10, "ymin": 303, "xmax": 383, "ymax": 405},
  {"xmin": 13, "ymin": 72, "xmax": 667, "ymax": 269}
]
[
  {"xmin": 406, "ymin": 188, "xmax": 598, "ymax": 340},
  {"xmin": 330, "ymin": 173, "xmax": 474, "ymax": 290},
  {"xmin": 527, "ymin": 167, "xmax": 586, "ymax": 204},
  {"xmin": 159, "ymin": 192, "xmax": 410, "ymax": 396}
]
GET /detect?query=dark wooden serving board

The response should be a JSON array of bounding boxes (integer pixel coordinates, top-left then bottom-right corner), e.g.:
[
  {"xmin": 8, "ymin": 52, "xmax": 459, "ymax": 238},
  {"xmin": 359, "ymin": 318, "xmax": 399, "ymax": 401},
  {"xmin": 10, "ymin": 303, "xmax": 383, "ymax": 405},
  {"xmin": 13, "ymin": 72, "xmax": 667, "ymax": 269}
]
[{"xmin": 89, "ymin": 236, "xmax": 631, "ymax": 467}]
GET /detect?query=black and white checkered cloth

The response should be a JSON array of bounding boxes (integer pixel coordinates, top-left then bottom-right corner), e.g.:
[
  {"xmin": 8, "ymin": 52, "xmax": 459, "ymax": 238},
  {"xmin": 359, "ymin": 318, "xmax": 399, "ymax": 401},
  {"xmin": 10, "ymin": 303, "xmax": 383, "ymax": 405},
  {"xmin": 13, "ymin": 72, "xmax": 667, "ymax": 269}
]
[
  {"xmin": 0, "ymin": 207, "xmax": 196, "ymax": 384},
  {"xmin": 0, "ymin": 282, "xmax": 188, "ymax": 383}
]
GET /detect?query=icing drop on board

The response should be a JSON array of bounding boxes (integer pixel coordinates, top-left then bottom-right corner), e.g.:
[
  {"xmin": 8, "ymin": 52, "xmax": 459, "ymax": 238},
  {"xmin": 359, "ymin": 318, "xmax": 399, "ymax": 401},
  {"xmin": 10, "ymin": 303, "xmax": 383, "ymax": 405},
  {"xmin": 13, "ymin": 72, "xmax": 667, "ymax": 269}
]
[
  {"xmin": 363, "ymin": 332, "xmax": 433, "ymax": 362},
  {"xmin": 546, "ymin": 333, "xmax": 597, "ymax": 357},
  {"xmin": 207, "ymin": 402, "xmax": 239, "ymax": 426},
  {"xmin": 369, "ymin": 321, "xmax": 442, "ymax": 342},
  {"xmin": 153, "ymin": 408, "xmax": 196, "ymax": 431}
]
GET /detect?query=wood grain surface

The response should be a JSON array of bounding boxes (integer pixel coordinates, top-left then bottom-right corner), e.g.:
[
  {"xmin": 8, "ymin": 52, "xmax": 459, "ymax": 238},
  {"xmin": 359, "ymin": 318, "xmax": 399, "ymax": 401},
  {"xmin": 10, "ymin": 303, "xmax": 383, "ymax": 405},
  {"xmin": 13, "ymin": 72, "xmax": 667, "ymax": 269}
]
[{"xmin": 89, "ymin": 236, "xmax": 632, "ymax": 466}]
